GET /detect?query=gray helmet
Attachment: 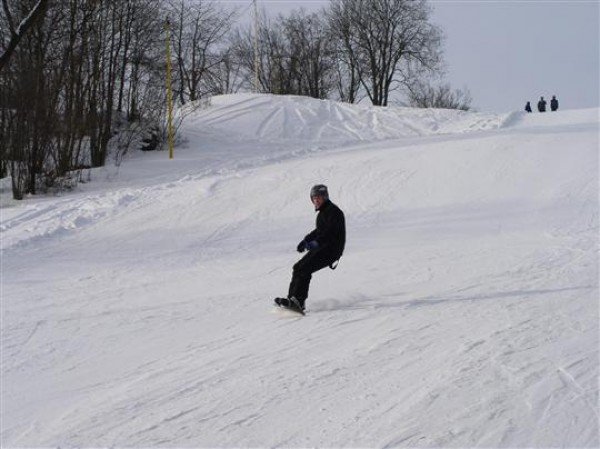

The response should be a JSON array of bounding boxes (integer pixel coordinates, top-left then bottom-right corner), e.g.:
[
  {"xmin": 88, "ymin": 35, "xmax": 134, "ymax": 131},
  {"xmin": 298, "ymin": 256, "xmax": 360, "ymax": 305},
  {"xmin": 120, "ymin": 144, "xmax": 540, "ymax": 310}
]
[{"xmin": 310, "ymin": 184, "xmax": 329, "ymax": 200}]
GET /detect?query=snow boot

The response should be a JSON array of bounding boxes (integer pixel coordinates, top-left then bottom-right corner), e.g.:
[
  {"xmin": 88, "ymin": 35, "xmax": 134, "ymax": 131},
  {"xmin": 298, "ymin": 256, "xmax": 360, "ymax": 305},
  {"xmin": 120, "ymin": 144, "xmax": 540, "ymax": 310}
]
[{"xmin": 274, "ymin": 296, "xmax": 305, "ymax": 314}]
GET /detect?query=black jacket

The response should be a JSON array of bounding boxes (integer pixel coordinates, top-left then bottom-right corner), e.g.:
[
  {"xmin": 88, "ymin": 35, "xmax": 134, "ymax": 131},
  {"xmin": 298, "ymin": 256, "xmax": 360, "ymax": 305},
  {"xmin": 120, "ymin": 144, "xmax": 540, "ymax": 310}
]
[
  {"xmin": 538, "ymin": 99, "xmax": 546, "ymax": 112},
  {"xmin": 550, "ymin": 98, "xmax": 559, "ymax": 111},
  {"xmin": 304, "ymin": 200, "xmax": 345, "ymax": 259}
]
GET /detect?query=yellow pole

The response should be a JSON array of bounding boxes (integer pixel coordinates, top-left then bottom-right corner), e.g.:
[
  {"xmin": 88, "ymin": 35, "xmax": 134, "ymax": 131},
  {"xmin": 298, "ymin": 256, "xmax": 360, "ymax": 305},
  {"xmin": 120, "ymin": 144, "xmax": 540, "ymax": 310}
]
[{"xmin": 165, "ymin": 18, "xmax": 175, "ymax": 160}]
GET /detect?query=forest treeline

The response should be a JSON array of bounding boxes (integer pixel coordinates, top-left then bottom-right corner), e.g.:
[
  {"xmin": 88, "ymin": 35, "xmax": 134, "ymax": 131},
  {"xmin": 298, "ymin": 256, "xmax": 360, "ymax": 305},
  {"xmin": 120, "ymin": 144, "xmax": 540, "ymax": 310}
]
[{"xmin": 0, "ymin": 0, "xmax": 471, "ymax": 200}]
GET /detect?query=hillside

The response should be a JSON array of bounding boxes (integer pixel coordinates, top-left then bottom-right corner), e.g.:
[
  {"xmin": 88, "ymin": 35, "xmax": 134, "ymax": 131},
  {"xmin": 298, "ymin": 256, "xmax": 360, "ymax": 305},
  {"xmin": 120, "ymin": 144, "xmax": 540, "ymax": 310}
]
[{"xmin": 1, "ymin": 95, "xmax": 598, "ymax": 447}]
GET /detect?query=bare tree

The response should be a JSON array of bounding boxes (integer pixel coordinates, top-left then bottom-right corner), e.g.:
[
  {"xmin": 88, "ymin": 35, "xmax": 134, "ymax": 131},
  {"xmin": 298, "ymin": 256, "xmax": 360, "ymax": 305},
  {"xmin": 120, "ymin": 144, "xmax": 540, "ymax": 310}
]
[
  {"xmin": 202, "ymin": 48, "xmax": 245, "ymax": 95},
  {"xmin": 325, "ymin": 2, "xmax": 363, "ymax": 103},
  {"xmin": 230, "ymin": 8, "xmax": 335, "ymax": 99},
  {"xmin": 168, "ymin": 0, "xmax": 236, "ymax": 104},
  {"xmin": 230, "ymin": 10, "xmax": 282, "ymax": 93},
  {"xmin": 0, "ymin": 0, "xmax": 49, "ymax": 72},
  {"xmin": 283, "ymin": 9, "xmax": 334, "ymax": 99},
  {"xmin": 328, "ymin": 0, "xmax": 443, "ymax": 106},
  {"xmin": 1, "ymin": 0, "xmax": 63, "ymax": 198},
  {"xmin": 230, "ymin": 12, "xmax": 285, "ymax": 94},
  {"xmin": 329, "ymin": 34, "xmax": 361, "ymax": 103},
  {"xmin": 0, "ymin": 0, "xmax": 170, "ymax": 199},
  {"xmin": 0, "ymin": 0, "xmax": 248, "ymax": 200},
  {"xmin": 406, "ymin": 79, "xmax": 472, "ymax": 110}
]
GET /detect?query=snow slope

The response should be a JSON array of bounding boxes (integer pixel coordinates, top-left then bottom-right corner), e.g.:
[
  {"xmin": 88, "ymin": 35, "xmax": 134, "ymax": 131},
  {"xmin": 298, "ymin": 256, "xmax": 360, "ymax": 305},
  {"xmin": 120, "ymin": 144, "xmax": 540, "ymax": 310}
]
[{"xmin": 1, "ymin": 95, "xmax": 598, "ymax": 447}]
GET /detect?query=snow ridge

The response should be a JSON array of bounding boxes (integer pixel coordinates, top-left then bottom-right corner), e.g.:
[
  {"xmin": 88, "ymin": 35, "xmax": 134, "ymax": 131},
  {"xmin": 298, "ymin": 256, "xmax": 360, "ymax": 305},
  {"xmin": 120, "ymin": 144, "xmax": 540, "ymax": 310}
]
[{"xmin": 189, "ymin": 94, "xmax": 510, "ymax": 144}]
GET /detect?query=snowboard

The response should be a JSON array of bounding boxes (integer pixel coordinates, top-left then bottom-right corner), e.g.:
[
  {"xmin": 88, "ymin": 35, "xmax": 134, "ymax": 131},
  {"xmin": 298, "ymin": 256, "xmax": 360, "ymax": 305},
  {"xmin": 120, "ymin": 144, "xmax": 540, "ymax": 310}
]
[{"xmin": 273, "ymin": 297, "xmax": 305, "ymax": 316}]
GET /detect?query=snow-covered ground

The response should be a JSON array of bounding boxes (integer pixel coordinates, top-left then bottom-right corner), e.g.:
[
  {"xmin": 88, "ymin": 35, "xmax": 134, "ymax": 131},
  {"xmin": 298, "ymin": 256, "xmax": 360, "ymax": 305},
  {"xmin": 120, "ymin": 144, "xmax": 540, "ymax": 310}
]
[{"xmin": 1, "ymin": 94, "xmax": 598, "ymax": 447}]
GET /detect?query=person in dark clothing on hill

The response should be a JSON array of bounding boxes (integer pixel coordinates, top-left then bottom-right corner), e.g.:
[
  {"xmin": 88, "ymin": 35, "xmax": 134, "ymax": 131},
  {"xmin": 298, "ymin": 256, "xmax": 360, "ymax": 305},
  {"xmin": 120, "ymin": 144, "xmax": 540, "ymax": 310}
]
[
  {"xmin": 525, "ymin": 101, "xmax": 532, "ymax": 113},
  {"xmin": 538, "ymin": 96, "xmax": 547, "ymax": 112},
  {"xmin": 550, "ymin": 95, "xmax": 559, "ymax": 111},
  {"xmin": 275, "ymin": 184, "xmax": 346, "ymax": 313}
]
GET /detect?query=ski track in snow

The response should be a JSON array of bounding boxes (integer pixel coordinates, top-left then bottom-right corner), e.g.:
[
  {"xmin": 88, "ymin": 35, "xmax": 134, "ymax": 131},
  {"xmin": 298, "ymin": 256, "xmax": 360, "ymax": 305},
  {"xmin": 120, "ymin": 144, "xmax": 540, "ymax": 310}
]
[{"xmin": 1, "ymin": 95, "xmax": 598, "ymax": 447}]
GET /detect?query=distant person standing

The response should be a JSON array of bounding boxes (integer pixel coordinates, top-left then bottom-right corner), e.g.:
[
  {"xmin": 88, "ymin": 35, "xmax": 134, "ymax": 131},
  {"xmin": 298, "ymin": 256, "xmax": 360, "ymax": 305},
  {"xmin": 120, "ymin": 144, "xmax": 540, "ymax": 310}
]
[
  {"xmin": 550, "ymin": 95, "xmax": 559, "ymax": 111},
  {"xmin": 525, "ymin": 101, "xmax": 532, "ymax": 113},
  {"xmin": 537, "ymin": 96, "xmax": 547, "ymax": 112}
]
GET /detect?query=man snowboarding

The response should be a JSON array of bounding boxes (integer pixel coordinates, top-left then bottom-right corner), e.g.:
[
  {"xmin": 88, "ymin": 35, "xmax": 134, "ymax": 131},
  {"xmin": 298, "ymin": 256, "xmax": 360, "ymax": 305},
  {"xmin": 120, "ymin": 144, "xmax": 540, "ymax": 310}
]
[
  {"xmin": 550, "ymin": 95, "xmax": 559, "ymax": 111},
  {"xmin": 525, "ymin": 101, "xmax": 532, "ymax": 113},
  {"xmin": 274, "ymin": 184, "xmax": 346, "ymax": 314}
]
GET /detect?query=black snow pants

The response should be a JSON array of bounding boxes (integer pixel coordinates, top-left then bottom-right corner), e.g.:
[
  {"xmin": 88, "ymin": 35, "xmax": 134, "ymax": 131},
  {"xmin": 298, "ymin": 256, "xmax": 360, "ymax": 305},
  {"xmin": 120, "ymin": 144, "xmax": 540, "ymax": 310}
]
[{"xmin": 288, "ymin": 249, "xmax": 338, "ymax": 303}]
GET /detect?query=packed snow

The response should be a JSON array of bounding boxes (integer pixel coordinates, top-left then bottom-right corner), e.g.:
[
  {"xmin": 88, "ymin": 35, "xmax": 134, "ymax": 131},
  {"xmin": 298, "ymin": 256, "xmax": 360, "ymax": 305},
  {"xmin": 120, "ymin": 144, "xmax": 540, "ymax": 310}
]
[{"xmin": 1, "ymin": 94, "xmax": 598, "ymax": 447}]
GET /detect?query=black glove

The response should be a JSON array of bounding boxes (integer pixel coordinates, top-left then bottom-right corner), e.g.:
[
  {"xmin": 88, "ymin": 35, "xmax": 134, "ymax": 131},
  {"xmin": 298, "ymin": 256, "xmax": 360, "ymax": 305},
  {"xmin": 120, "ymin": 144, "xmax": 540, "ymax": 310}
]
[
  {"xmin": 306, "ymin": 240, "xmax": 319, "ymax": 251},
  {"xmin": 297, "ymin": 240, "xmax": 307, "ymax": 253}
]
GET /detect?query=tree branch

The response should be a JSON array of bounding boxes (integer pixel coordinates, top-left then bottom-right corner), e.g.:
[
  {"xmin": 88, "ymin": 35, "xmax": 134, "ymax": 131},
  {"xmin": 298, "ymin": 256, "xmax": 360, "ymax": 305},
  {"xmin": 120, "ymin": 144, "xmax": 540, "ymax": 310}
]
[{"xmin": 0, "ymin": 0, "xmax": 49, "ymax": 72}]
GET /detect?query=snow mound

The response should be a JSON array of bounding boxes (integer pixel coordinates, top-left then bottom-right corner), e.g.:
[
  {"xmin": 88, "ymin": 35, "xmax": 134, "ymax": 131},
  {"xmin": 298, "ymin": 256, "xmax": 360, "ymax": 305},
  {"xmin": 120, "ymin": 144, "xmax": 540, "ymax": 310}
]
[
  {"xmin": 185, "ymin": 93, "xmax": 509, "ymax": 144},
  {"xmin": 501, "ymin": 107, "xmax": 599, "ymax": 129}
]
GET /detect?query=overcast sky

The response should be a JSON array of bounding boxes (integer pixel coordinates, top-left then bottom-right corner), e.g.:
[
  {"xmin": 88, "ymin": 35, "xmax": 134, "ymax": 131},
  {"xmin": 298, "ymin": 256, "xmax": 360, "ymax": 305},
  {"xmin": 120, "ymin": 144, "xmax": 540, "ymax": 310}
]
[{"xmin": 222, "ymin": 0, "xmax": 599, "ymax": 113}]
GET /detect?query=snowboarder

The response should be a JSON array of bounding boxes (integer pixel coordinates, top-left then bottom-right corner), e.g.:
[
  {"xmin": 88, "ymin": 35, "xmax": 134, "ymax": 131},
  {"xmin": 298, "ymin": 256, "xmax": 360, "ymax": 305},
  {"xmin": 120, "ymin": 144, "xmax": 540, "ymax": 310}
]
[
  {"xmin": 537, "ymin": 96, "xmax": 547, "ymax": 112},
  {"xmin": 550, "ymin": 95, "xmax": 559, "ymax": 111},
  {"xmin": 274, "ymin": 184, "xmax": 346, "ymax": 314},
  {"xmin": 525, "ymin": 101, "xmax": 532, "ymax": 113}
]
